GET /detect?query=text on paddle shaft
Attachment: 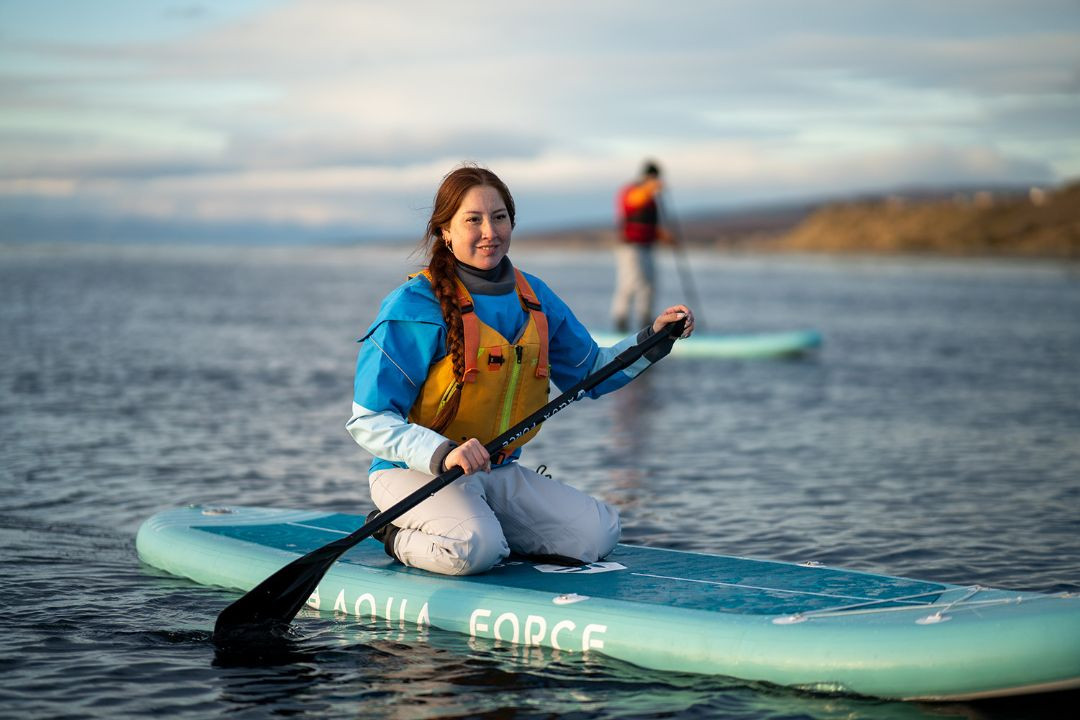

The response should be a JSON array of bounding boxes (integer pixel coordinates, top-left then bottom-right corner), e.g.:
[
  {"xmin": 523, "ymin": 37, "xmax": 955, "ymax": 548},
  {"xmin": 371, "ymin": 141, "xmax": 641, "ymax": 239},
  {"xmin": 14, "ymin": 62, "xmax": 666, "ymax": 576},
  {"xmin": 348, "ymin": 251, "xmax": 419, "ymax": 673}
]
[
  {"xmin": 497, "ymin": 390, "xmax": 587, "ymax": 449},
  {"xmin": 310, "ymin": 585, "xmax": 608, "ymax": 652}
]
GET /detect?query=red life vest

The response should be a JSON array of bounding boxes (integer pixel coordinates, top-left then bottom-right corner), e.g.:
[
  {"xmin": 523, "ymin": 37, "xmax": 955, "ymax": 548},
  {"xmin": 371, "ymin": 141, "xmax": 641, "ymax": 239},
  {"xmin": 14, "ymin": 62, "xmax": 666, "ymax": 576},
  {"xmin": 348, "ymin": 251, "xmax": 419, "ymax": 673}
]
[{"xmin": 617, "ymin": 181, "xmax": 660, "ymax": 244}]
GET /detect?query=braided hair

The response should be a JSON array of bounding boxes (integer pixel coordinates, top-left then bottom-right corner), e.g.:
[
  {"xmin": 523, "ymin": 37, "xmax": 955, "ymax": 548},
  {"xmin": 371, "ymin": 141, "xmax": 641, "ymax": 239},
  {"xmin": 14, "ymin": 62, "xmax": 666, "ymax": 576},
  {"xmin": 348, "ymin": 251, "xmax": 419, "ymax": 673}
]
[{"xmin": 421, "ymin": 164, "xmax": 516, "ymax": 431}]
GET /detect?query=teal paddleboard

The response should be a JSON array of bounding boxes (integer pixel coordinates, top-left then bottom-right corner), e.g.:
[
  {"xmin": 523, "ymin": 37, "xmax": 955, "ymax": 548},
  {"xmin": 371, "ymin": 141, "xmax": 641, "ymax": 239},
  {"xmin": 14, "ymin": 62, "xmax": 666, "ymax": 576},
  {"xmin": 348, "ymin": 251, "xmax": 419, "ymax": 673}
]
[
  {"xmin": 137, "ymin": 505, "xmax": 1080, "ymax": 701},
  {"xmin": 590, "ymin": 329, "xmax": 822, "ymax": 358}
]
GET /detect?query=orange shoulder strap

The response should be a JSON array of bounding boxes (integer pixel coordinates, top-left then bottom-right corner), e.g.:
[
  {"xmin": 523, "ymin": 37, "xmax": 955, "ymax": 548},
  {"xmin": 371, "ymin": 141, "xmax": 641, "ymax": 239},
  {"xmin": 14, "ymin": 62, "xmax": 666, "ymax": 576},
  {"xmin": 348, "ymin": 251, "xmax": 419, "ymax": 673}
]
[
  {"xmin": 455, "ymin": 280, "xmax": 480, "ymax": 383},
  {"xmin": 415, "ymin": 269, "xmax": 479, "ymax": 384},
  {"xmin": 513, "ymin": 269, "xmax": 550, "ymax": 379}
]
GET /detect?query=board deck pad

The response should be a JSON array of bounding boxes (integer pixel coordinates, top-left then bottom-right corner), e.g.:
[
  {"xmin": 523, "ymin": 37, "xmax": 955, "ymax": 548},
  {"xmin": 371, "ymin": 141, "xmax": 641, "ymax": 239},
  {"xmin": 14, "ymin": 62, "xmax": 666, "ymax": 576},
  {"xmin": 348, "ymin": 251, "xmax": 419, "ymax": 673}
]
[
  {"xmin": 200, "ymin": 512, "xmax": 945, "ymax": 616},
  {"xmin": 137, "ymin": 506, "xmax": 1080, "ymax": 702}
]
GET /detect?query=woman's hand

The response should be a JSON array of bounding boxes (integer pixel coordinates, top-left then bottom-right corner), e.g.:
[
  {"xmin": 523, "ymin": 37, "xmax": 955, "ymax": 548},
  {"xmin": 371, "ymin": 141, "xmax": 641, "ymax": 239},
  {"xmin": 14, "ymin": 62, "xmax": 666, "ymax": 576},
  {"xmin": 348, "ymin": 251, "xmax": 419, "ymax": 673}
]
[
  {"xmin": 652, "ymin": 305, "xmax": 695, "ymax": 339},
  {"xmin": 444, "ymin": 438, "xmax": 491, "ymax": 475}
]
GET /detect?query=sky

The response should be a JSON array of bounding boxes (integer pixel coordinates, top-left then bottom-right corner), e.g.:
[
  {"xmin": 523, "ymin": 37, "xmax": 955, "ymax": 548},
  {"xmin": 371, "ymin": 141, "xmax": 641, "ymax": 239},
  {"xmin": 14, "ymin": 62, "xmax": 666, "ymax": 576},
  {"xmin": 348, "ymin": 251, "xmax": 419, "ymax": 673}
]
[{"xmin": 2, "ymin": 0, "xmax": 1078, "ymax": 244}]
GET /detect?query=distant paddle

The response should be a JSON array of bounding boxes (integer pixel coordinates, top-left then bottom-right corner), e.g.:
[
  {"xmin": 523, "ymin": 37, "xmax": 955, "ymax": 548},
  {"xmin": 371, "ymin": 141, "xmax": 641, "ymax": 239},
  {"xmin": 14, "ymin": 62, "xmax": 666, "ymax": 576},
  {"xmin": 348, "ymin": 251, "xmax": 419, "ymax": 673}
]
[
  {"xmin": 657, "ymin": 192, "xmax": 704, "ymax": 329},
  {"xmin": 213, "ymin": 318, "xmax": 686, "ymax": 644}
]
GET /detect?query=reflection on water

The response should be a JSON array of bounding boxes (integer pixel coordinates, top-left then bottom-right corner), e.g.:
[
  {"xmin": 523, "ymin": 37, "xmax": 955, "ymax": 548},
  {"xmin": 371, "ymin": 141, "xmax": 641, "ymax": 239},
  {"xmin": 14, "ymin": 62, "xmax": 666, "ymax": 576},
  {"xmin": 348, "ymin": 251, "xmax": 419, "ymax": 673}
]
[{"xmin": 1, "ymin": 245, "xmax": 1079, "ymax": 718}]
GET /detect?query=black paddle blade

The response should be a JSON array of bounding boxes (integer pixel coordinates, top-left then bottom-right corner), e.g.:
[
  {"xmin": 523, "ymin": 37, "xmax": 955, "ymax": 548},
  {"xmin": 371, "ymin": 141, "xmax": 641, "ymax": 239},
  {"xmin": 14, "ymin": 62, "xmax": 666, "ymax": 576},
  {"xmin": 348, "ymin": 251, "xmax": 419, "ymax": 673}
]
[{"xmin": 212, "ymin": 542, "xmax": 344, "ymax": 645}]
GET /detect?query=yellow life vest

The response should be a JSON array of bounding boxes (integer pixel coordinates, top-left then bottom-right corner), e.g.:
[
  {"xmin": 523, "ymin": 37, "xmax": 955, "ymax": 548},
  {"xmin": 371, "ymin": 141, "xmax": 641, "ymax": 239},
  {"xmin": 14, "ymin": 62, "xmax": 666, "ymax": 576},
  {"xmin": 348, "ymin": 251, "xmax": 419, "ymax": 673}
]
[{"xmin": 409, "ymin": 268, "xmax": 551, "ymax": 456}]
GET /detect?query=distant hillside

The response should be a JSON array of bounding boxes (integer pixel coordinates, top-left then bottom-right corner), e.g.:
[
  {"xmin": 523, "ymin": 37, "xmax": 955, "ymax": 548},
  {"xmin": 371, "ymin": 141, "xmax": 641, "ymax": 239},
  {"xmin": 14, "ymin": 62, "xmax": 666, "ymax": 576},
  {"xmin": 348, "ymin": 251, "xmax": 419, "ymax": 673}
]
[
  {"xmin": 777, "ymin": 182, "xmax": 1080, "ymax": 258},
  {"xmin": 516, "ymin": 182, "xmax": 1080, "ymax": 258}
]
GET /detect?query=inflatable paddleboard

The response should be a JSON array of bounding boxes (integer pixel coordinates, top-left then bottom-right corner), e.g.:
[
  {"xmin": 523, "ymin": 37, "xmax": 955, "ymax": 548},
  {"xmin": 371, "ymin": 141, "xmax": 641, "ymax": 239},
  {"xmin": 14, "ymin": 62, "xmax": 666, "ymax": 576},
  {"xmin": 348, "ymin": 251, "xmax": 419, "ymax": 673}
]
[
  {"xmin": 590, "ymin": 329, "xmax": 821, "ymax": 358},
  {"xmin": 137, "ymin": 506, "xmax": 1080, "ymax": 701}
]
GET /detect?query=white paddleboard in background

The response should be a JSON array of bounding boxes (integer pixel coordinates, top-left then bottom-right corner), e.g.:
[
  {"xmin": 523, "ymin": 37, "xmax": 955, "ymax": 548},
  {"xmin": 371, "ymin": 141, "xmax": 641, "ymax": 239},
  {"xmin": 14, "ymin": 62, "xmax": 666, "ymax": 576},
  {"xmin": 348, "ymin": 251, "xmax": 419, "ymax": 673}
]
[{"xmin": 590, "ymin": 329, "xmax": 822, "ymax": 358}]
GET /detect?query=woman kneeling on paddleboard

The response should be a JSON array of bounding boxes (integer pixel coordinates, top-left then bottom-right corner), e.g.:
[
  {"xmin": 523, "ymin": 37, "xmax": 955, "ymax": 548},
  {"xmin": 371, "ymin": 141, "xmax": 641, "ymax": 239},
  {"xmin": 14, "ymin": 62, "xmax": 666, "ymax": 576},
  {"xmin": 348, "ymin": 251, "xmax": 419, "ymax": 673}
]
[{"xmin": 347, "ymin": 164, "xmax": 694, "ymax": 576}]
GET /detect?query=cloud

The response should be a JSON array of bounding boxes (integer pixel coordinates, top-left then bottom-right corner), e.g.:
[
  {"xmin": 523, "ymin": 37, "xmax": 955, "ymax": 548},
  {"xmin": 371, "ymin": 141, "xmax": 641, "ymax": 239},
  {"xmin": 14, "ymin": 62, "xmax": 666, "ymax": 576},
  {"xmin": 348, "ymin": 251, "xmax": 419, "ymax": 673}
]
[{"xmin": 1, "ymin": 0, "xmax": 1078, "ymax": 242}]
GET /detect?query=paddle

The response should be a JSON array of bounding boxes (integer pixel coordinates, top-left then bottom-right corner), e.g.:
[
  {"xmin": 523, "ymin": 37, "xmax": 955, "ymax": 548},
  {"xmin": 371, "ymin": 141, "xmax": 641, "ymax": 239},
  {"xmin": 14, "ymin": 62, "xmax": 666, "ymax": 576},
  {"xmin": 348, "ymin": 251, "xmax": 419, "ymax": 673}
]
[
  {"xmin": 212, "ymin": 317, "xmax": 686, "ymax": 644},
  {"xmin": 657, "ymin": 192, "xmax": 704, "ymax": 329}
]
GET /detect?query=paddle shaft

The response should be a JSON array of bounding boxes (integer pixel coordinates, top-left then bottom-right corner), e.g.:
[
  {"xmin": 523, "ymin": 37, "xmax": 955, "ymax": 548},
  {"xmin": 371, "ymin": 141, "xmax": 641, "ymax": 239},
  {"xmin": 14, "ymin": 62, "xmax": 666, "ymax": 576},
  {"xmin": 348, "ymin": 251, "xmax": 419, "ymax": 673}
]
[
  {"xmin": 657, "ymin": 193, "xmax": 704, "ymax": 328},
  {"xmin": 213, "ymin": 318, "xmax": 684, "ymax": 641}
]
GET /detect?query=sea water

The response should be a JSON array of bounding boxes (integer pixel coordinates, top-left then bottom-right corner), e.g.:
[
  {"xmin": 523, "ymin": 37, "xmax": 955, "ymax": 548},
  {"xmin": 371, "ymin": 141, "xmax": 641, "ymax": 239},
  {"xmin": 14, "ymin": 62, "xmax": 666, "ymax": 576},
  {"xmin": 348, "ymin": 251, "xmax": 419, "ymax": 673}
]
[{"xmin": 1, "ymin": 244, "xmax": 1078, "ymax": 719}]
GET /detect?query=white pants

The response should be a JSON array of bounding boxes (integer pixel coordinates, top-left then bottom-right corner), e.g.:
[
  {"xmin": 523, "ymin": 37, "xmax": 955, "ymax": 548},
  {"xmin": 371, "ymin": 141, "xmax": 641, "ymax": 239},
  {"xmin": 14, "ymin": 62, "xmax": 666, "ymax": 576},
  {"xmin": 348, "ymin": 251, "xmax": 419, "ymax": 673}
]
[
  {"xmin": 368, "ymin": 463, "xmax": 621, "ymax": 576},
  {"xmin": 611, "ymin": 243, "xmax": 656, "ymax": 329}
]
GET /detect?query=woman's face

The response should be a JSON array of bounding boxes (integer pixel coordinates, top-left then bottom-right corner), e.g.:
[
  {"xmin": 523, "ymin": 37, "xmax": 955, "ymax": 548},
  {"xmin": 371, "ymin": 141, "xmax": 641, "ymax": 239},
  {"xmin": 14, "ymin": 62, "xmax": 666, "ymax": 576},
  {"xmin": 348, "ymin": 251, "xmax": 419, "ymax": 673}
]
[{"xmin": 442, "ymin": 185, "xmax": 512, "ymax": 270}]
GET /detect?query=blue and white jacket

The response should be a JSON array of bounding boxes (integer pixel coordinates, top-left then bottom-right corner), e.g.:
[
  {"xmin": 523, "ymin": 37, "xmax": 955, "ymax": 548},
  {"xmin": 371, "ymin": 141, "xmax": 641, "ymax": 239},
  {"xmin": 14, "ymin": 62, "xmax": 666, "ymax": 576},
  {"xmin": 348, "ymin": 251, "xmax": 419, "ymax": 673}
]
[{"xmin": 346, "ymin": 260, "xmax": 654, "ymax": 475}]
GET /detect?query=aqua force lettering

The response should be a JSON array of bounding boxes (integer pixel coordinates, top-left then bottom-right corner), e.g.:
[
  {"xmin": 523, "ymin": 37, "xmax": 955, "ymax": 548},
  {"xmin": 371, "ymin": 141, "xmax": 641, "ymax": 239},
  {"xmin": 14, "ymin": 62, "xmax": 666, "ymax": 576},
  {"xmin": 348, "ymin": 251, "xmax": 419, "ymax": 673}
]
[
  {"xmin": 309, "ymin": 586, "xmax": 608, "ymax": 653},
  {"xmin": 469, "ymin": 608, "xmax": 607, "ymax": 652}
]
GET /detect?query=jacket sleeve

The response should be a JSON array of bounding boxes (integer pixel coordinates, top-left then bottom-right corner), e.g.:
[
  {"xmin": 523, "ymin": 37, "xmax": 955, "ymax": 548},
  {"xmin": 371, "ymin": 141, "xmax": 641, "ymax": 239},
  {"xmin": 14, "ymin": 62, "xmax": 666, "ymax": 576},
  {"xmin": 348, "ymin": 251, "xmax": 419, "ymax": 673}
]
[{"xmin": 345, "ymin": 314, "xmax": 454, "ymax": 475}]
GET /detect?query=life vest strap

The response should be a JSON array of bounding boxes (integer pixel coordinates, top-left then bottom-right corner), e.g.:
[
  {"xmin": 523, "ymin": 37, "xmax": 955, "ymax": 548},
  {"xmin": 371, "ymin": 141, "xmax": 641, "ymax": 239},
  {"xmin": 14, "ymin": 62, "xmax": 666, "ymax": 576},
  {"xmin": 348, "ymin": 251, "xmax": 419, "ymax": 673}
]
[
  {"xmin": 456, "ymin": 284, "xmax": 480, "ymax": 383},
  {"xmin": 513, "ymin": 269, "xmax": 550, "ymax": 378}
]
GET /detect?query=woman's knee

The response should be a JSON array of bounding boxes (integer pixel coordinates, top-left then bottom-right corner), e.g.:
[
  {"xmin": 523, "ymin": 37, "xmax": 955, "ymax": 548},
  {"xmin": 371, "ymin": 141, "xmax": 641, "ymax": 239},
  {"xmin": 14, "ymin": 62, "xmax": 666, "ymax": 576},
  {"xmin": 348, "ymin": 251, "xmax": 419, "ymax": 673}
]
[
  {"xmin": 582, "ymin": 500, "xmax": 621, "ymax": 561},
  {"xmin": 456, "ymin": 527, "xmax": 508, "ymax": 575}
]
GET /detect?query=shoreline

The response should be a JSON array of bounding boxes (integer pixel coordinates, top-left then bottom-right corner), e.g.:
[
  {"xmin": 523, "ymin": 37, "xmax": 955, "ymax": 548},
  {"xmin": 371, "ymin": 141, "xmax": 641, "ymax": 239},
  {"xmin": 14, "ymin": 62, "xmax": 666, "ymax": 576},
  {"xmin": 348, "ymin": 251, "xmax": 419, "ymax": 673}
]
[{"xmin": 3, "ymin": 241, "xmax": 1078, "ymax": 276}]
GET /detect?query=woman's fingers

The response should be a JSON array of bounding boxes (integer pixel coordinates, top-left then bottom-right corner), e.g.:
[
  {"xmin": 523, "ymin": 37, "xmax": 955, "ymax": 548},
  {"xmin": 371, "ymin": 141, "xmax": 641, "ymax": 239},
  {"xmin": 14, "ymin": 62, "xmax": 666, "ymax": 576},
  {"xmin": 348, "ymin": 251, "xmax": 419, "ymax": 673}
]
[
  {"xmin": 447, "ymin": 438, "xmax": 491, "ymax": 474},
  {"xmin": 653, "ymin": 305, "xmax": 695, "ymax": 338}
]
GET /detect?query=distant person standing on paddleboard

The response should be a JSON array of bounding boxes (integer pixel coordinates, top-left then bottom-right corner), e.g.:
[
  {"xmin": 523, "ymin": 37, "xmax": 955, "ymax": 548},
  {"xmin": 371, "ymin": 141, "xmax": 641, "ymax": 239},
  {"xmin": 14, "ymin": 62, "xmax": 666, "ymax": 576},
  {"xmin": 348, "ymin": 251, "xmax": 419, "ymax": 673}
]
[
  {"xmin": 347, "ymin": 164, "xmax": 694, "ymax": 577},
  {"xmin": 612, "ymin": 160, "xmax": 671, "ymax": 333}
]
